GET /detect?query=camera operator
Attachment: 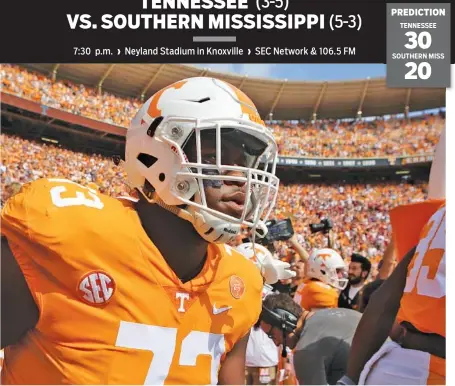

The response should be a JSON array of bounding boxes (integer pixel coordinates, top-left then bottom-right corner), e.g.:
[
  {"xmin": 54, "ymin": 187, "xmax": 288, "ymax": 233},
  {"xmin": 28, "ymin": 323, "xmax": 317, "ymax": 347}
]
[
  {"xmin": 270, "ymin": 233, "xmax": 308, "ymax": 297},
  {"xmin": 338, "ymin": 253, "xmax": 371, "ymax": 310},
  {"xmin": 259, "ymin": 293, "xmax": 362, "ymax": 385},
  {"xmin": 285, "ymin": 218, "xmax": 335, "ymax": 298},
  {"xmin": 288, "ymin": 233, "xmax": 310, "ymax": 262}
]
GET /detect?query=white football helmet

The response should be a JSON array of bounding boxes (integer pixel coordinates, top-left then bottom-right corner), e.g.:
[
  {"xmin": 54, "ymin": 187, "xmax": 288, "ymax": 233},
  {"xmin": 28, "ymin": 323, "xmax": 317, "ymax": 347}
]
[
  {"xmin": 236, "ymin": 242, "xmax": 296, "ymax": 284},
  {"xmin": 124, "ymin": 77, "xmax": 279, "ymax": 243},
  {"xmin": 307, "ymin": 248, "xmax": 348, "ymax": 290}
]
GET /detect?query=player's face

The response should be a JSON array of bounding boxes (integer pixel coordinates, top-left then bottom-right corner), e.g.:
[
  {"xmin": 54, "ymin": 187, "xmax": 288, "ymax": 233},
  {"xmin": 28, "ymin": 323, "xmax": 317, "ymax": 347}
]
[
  {"xmin": 184, "ymin": 128, "xmax": 268, "ymax": 220},
  {"xmin": 259, "ymin": 321, "xmax": 284, "ymax": 346},
  {"xmin": 348, "ymin": 262, "xmax": 364, "ymax": 284}
]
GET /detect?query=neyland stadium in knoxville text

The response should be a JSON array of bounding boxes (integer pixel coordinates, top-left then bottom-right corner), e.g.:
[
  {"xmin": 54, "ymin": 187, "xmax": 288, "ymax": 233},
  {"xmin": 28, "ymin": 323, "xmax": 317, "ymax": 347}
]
[
  {"xmin": 124, "ymin": 46, "xmax": 314, "ymax": 56},
  {"xmin": 124, "ymin": 47, "xmax": 244, "ymax": 55}
]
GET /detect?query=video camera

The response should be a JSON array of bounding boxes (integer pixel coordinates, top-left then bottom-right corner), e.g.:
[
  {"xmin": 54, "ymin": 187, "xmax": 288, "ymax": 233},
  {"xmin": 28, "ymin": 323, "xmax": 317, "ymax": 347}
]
[
  {"xmin": 243, "ymin": 218, "xmax": 294, "ymax": 246},
  {"xmin": 309, "ymin": 218, "xmax": 333, "ymax": 234},
  {"xmin": 262, "ymin": 218, "xmax": 295, "ymax": 244}
]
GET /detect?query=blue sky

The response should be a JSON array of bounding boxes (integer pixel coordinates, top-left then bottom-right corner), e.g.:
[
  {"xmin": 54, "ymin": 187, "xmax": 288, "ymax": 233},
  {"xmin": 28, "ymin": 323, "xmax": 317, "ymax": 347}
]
[{"xmin": 191, "ymin": 64, "xmax": 386, "ymax": 81}]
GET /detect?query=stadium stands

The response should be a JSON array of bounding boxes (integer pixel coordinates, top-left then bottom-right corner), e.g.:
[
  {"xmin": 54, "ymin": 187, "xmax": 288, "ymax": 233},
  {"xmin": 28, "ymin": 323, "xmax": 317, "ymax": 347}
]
[
  {"xmin": 271, "ymin": 115, "xmax": 443, "ymax": 158},
  {"xmin": 1, "ymin": 64, "xmax": 140, "ymax": 128},
  {"xmin": 1, "ymin": 63, "xmax": 444, "ymax": 158},
  {"xmin": 1, "ymin": 134, "xmax": 130, "ymax": 205}
]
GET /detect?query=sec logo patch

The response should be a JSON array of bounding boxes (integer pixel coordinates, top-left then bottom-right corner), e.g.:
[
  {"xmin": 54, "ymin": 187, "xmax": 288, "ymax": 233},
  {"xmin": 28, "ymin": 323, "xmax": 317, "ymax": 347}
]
[
  {"xmin": 229, "ymin": 275, "xmax": 245, "ymax": 299},
  {"xmin": 78, "ymin": 271, "xmax": 116, "ymax": 305}
]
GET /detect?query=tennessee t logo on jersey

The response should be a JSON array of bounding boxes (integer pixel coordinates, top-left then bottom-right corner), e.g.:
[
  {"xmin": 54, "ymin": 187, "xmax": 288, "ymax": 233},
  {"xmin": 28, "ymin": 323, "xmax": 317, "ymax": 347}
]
[
  {"xmin": 176, "ymin": 292, "xmax": 190, "ymax": 313},
  {"xmin": 78, "ymin": 271, "xmax": 116, "ymax": 305}
]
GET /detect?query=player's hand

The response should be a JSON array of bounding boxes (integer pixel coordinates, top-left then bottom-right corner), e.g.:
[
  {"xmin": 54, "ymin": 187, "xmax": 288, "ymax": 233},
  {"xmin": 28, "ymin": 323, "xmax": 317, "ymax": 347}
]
[
  {"xmin": 261, "ymin": 255, "xmax": 296, "ymax": 284},
  {"xmin": 288, "ymin": 234, "xmax": 299, "ymax": 245}
]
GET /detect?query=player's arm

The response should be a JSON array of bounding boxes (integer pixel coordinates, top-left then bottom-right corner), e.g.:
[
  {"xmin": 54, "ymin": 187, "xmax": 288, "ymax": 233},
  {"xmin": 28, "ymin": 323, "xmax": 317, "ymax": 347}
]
[
  {"xmin": 217, "ymin": 332, "xmax": 249, "ymax": 385},
  {"xmin": 378, "ymin": 240, "xmax": 396, "ymax": 280},
  {"xmin": 289, "ymin": 234, "xmax": 309, "ymax": 262},
  {"xmin": 1, "ymin": 236, "xmax": 39, "ymax": 348},
  {"xmin": 327, "ymin": 229, "xmax": 335, "ymax": 249},
  {"xmin": 344, "ymin": 246, "xmax": 415, "ymax": 384}
]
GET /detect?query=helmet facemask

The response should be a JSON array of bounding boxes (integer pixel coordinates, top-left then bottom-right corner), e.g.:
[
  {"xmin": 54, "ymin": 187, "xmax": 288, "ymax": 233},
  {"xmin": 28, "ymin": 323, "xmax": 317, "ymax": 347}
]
[
  {"xmin": 130, "ymin": 115, "xmax": 279, "ymax": 243},
  {"xmin": 333, "ymin": 267, "xmax": 349, "ymax": 290}
]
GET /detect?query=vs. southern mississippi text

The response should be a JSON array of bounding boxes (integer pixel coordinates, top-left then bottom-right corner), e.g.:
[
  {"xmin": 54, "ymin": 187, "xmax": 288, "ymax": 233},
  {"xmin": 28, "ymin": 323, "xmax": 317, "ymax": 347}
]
[{"xmin": 66, "ymin": 0, "xmax": 328, "ymax": 30}]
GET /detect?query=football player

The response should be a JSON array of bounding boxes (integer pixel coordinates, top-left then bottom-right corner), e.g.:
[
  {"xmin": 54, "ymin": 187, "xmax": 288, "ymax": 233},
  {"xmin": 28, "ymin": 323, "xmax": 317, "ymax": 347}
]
[
  {"xmin": 294, "ymin": 248, "xmax": 348, "ymax": 311},
  {"xmin": 1, "ymin": 77, "xmax": 280, "ymax": 384},
  {"xmin": 341, "ymin": 127, "xmax": 446, "ymax": 385}
]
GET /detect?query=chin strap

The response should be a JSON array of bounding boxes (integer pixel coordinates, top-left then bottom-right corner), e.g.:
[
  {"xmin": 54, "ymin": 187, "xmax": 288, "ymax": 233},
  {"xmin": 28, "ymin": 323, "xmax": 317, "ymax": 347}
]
[
  {"xmin": 144, "ymin": 188, "xmax": 240, "ymax": 244},
  {"xmin": 150, "ymin": 192, "xmax": 194, "ymax": 223},
  {"xmin": 281, "ymin": 330, "xmax": 288, "ymax": 358}
]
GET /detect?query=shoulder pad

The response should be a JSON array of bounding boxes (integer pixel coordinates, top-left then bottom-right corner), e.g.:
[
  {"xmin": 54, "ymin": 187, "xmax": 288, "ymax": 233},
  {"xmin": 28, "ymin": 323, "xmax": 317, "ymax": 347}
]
[{"xmin": 2, "ymin": 178, "xmax": 112, "ymax": 244}]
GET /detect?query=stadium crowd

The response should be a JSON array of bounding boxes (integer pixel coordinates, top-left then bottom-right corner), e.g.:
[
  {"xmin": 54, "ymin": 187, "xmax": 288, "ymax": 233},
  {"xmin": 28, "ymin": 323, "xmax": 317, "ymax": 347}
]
[
  {"xmin": 1, "ymin": 63, "xmax": 444, "ymax": 158},
  {"xmin": 1, "ymin": 64, "xmax": 140, "ymax": 128},
  {"xmin": 270, "ymin": 182, "xmax": 426, "ymax": 270},
  {"xmin": 0, "ymin": 134, "xmax": 131, "ymax": 203},
  {"xmin": 1, "ymin": 133, "xmax": 427, "ymax": 272},
  {"xmin": 270, "ymin": 116, "xmax": 443, "ymax": 158}
]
